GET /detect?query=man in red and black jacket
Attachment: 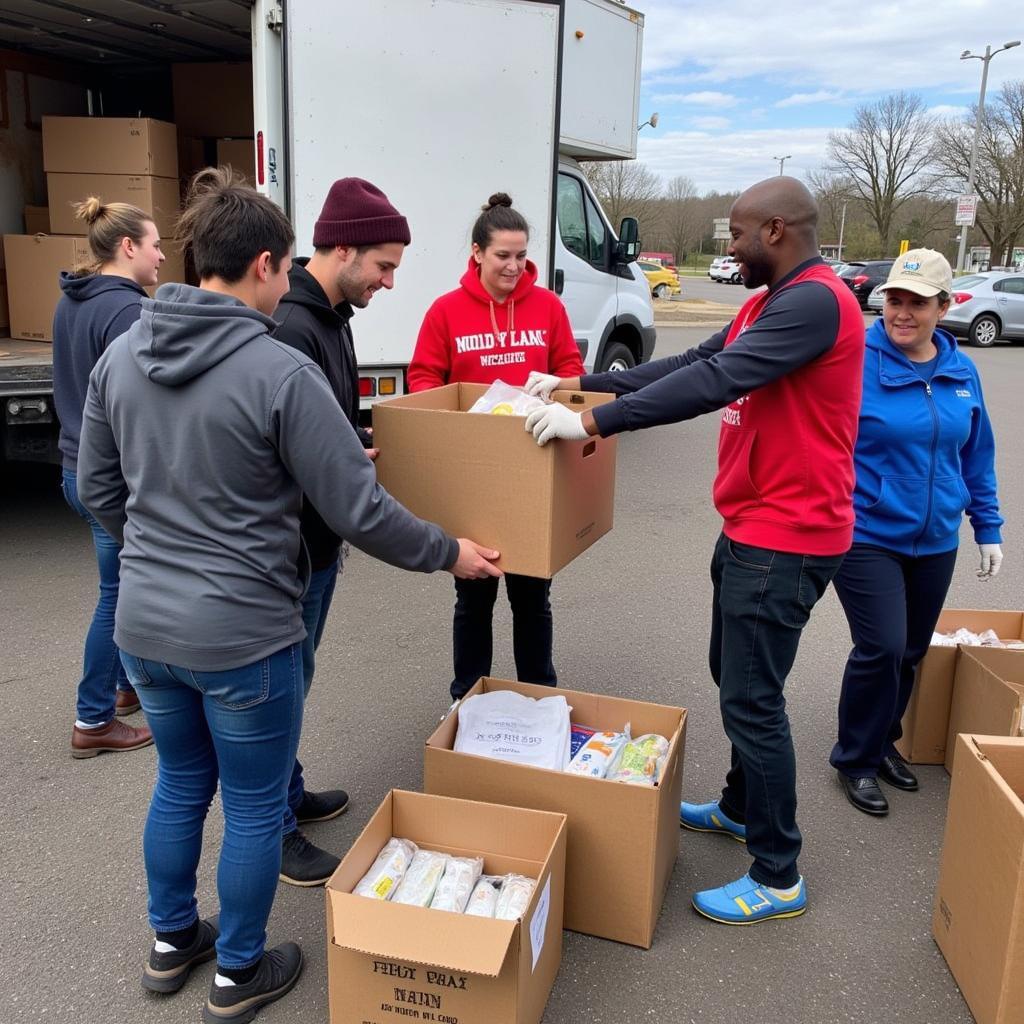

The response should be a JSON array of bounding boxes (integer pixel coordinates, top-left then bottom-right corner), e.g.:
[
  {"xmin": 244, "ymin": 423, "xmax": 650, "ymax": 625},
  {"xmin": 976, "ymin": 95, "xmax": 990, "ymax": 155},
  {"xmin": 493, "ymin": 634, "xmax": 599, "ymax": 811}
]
[{"xmin": 524, "ymin": 177, "xmax": 866, "ymax": 926}]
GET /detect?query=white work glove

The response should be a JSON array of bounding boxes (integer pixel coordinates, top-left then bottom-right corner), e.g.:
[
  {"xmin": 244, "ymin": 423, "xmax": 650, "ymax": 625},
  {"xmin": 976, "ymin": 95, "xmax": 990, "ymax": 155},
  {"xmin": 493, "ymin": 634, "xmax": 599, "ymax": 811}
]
[
  {"xmin": 525, "ymin": 403, "xmax": 589, "ymax": 446},
  {"xmin": 977, "ymin": 543, "xmax": 1003, "ymax": 580},
  {"xmin": 524, "ymin": 371, "xmax": 562, "ymax": 401}
]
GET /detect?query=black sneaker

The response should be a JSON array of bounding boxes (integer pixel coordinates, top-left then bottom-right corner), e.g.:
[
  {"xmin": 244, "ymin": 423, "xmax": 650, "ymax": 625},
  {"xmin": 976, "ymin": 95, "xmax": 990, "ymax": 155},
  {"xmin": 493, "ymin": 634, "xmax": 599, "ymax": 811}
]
[
  {"xmin": 142, "ymin": 917, "xmax": 219, "ymax": 994},
  {"xmin": 279, "ymin": 830, "xmax": 340, "ymax": 887},
  {"xmin": 294, "ymin": 788, "xmax": 349, "ymax": 823},
  {"xmin": 203, "ymin": 942, "xmax": 303, "ymax": 1024}
]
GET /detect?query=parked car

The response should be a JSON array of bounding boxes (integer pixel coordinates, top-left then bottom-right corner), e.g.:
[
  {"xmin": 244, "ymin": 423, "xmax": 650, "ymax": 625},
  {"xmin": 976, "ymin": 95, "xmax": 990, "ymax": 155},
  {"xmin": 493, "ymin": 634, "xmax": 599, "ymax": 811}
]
[
  {"xmin": 637, "ymin": 259, "xmax": 681, "ymax": 299},
  {"xmin": 709, "ymin": 255, "xmax": 742, "ymax": 283},
  {"xmin": 708, "ymin": 256, "xmax": 728, "ymax": 279},
  {"xmin": 940, "ymin": 272, "xmax": 1024, "ymax": 347},
  {"xmin": 866, "ymin": 284, "xmax": 884, "ymax": 314},
  {"xmin": 839, "ymin": 260, "xmax": 894, "ymax": 308}
]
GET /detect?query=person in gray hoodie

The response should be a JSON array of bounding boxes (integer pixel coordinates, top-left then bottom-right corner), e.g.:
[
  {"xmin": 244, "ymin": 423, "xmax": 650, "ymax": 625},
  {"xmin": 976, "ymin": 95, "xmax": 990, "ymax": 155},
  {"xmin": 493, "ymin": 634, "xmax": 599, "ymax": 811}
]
[
  {"xmin": 77, "ymin": 167, "xmax": 500, "ymax": 1024},
  {"xmin": 52, "ymin": 196, "xmax": 165, "ymax": 759}
]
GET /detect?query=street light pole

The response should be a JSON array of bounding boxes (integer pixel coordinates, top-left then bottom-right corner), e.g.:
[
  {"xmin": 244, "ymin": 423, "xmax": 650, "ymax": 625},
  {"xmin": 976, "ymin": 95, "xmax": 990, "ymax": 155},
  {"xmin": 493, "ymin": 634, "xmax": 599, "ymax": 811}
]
[
  {"xmin": 773, "ymin": 154, "xmax": 791, "ymax": 176},
  {"xmin": 837, "ymin": 202, "xmax": 848, "ymax": 262},
  {"xmin": 956, "ymin": 40, "xmax": 1021, "ymax": 273}
]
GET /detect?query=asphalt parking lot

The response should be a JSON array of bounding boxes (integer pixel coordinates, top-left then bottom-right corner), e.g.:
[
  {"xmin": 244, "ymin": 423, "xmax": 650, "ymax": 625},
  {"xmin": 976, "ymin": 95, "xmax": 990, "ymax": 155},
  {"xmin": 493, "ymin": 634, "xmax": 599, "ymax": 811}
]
[{"xmin": 2, "ymin": 314, "xmax": 1020, "ymax": 1024}]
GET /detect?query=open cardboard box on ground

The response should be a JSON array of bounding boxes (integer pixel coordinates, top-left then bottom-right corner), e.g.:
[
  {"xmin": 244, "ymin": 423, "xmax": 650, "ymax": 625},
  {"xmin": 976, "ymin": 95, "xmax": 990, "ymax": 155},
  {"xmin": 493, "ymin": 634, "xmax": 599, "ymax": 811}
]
[
  {"xmin": 326, "ymin": 789, "xmax": 566, "ymax": 1024},
  {"xmin": 424, "ymin": 677, "xmax": 686, "ymax": 948},
  {"xmin": 897, "ymin": 609, "xmax": 1024, "ymax": 765},
  {"xmin": 945, "ymin": 647, "xmax": 1024, "ymax": 774},
  {"xmin": 933, "ymin": 735, "xmax": 1024, "ymax": 1024},
  {"xmin": 373, "ymin": 383, "xmax": 617, "ymax": 578}
]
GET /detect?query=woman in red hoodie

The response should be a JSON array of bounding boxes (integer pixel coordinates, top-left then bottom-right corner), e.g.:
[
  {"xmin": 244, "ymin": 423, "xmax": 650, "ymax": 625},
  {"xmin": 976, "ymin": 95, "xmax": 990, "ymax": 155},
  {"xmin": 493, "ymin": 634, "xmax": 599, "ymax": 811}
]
[{"xmin": 409, "ymin": 193, "xmax": 584, "ymax": 700}]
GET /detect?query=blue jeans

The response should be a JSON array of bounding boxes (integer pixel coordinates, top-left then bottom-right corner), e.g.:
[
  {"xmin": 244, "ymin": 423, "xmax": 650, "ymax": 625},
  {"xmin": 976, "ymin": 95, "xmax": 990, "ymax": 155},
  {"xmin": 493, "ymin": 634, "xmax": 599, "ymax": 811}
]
[
  {"xmin": 121, "ymin": 644, "xmax": 304, "ymax": 968},
  {"xmin": 831, "ymin": 544, "xmax": 958, "ymax": 777},
  {"xmin": 709, "ymin": 533, "xmax": 843, "ymax": 889},
  {"xmin": 61, "ymin": 469, "xmax": 130, "ymax": 724},
  {"xmin": 283, "ymin": 558, "xmax": 340, "ymax": 836}
]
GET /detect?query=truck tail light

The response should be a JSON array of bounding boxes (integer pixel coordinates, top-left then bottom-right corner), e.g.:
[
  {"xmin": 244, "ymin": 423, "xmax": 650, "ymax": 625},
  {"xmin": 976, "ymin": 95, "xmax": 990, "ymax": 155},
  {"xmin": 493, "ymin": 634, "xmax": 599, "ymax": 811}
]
[
  {"xmin": 256, "ymin": 132, "xmax": 265, "ymax": 186},
  {"xmin": 359, "ymin": 376, "xmax": 376, "ymax": 398}
]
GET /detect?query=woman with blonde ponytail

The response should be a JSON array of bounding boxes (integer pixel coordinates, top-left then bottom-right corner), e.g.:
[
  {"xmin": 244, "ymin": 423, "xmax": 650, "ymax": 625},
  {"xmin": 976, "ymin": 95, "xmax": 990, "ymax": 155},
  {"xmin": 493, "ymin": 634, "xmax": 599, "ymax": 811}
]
[{"xmin": 53, "ymin": 196, "xmax": 164, "ymax": 759}]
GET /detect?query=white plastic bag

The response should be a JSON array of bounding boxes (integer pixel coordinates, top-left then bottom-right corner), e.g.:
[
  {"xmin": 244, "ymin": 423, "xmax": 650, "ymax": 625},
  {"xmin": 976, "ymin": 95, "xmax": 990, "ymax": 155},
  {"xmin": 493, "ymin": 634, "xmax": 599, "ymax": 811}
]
[
  {"xmin": 392, "ymin": 849, "xmax": 449, "ymax": 907},
  {"xmin": 565, "ymin": 729, "xmax": 629, "ymax": 779},
  {"xmin": 464, "ymin": 875, "xmax": 503, "ymax": 918},
  {"xmin": 455, "ymin": 690, "xmax": 572, "ymax": 771},
  {"xmin": 494, "ymin": 874, "xmax": 536, "ymax": 921},
  {"xmin": 607, "ymin": 733, "xmax": 670, "ymax": 786},
  {"xmin": 353, "ymin": 837, "xmax": 417, "ymax": 901},
  {"xmin": 468, "ymin": 380, "xmax": 547, "ymax": 417},
  {"xmin": 430, "ymin": 855, "xmax": 484, "ymax": 913}
]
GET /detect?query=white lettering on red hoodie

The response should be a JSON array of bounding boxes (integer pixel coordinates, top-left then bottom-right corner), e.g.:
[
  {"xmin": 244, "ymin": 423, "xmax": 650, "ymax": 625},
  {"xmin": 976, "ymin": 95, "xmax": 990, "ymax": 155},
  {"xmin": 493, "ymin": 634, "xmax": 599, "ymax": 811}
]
[{"xmin": 408, "ymin": 257, "xmax": 584, "ymax": 391}]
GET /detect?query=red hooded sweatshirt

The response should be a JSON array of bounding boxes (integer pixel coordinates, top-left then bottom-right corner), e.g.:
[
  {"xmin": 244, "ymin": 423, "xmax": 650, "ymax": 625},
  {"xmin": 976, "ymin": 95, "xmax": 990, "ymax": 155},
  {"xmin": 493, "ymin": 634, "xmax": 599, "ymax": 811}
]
[{"xmin": 408, "ymin": 257, "xmax": 584, "ymax": 391}]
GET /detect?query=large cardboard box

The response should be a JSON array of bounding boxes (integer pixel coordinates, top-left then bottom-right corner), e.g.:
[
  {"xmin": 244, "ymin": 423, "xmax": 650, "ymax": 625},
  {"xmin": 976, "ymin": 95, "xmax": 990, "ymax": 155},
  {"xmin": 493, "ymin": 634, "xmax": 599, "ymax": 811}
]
[
  {"xmin": 24, "ymin": 206, "xmax": 50, "ymax": 234},
  {"xmin": 424, "ymin": 678, "xmax": 686, "ymax": 947},
  {"xmin": 933, "ymin": 736, "xmax": 1024, "ymax": 1024},
  {"xmin": 42, "ymin": 116, "xmax": 178, "ymax": 177},
  {"xmin": 327, "ymin": 790, "xmax": 566, "ymax": 1024},
  {"xmin": 2, "ymin": 235, "xmax": 92, "ymax": 341},
  {"xmin": 374, "ymin": 384, "xmax": 617, "ymax": 578},
  {"xmin": 47, "ymin": 174, "xmax": 181, "ymax": 237},
  {"xmin": 215, "ymin": 138, "xmax": 255, "ymax": 184},
  {"xmin": 897, "ymin": 609, "xmax": 1024, "ymax": 764},
  {"xmin": 945, "ymin": 647, "xmax": 1024, "ymax": 774},
  {"xmin": 172, "ymin": 62, "xmax": 253, "ymax": 138}
]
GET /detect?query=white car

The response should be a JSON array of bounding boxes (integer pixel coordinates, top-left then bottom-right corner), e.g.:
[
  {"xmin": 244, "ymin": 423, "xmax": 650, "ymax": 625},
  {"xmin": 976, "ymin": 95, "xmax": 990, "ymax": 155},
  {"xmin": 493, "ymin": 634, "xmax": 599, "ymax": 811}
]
[
  {"xmin": 866, "ymin": 285, "xmax": 884, "ymax": 314},
  {"xmin": 709, "ymin": 255, "xmax": 742, "ymax": 283}
]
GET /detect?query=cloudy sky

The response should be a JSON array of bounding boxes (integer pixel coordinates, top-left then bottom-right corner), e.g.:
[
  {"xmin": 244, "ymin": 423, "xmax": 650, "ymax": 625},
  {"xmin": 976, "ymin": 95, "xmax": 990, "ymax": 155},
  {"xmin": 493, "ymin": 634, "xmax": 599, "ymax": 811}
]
[{"xmin": 635, "ymin": 0, "xmax": 1023, "ymax": 193}]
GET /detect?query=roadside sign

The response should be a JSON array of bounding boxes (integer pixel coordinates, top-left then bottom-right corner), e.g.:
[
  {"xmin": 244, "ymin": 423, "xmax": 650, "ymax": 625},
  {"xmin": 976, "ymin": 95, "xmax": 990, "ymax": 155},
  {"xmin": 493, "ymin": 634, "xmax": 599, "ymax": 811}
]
[
  {"xmin": 712, "ymin": 217, "xmax": 730, "ymax": 241},
  {"xmin": 899, "ymin": 239, "xmax": 910, "ymax": 255},
  {"xmin": 955, "ymin": 195, "xmax": 978, "ymax": 227}
]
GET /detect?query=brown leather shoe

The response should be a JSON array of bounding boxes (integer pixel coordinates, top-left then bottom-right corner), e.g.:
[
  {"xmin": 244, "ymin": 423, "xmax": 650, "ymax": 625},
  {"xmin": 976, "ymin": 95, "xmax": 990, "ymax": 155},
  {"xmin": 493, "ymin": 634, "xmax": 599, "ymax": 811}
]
[
  {"xmin": 114, "ymin": 686, "xmax": 141, "ymax": 716},
  {"xmin": 71, "ymin": 719, "xmax": 153, "ymax": 759}
]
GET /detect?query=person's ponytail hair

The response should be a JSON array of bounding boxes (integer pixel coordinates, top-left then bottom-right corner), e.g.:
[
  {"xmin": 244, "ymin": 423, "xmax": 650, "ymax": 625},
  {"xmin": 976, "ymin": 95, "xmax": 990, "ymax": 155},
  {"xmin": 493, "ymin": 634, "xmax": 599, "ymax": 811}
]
[
  {"xmin": 73, "ymin": 198, "xmax": 153, "ymax": 274},
  {"xmin": 176, "ymin": 166, "xmax": 294, "ymax": 283},
  {"xmin": 471, "ymin": 192, "xmax": 530, "ymax": 250}
]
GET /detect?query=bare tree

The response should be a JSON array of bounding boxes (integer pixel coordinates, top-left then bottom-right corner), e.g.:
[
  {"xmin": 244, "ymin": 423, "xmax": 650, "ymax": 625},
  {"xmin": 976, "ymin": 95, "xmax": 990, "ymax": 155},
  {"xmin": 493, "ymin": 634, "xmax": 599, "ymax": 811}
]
[
  {"xmin": 657, "ymin": 174, "xmax": 703, "ymax": 262},
  {"xmin": 826, "ymin": 92, "xmax": 937, "ymax": 252},
  {"xmin": 934, "ymin": 81, "xmax": 1024, "ymax": 266},
  {"xmin": 581, "ymin": 159, "xmax": 662, "ymax": 239},
  {"xmin": 806, "ymin": 170, "xmax": 855, "ymax": 245}
]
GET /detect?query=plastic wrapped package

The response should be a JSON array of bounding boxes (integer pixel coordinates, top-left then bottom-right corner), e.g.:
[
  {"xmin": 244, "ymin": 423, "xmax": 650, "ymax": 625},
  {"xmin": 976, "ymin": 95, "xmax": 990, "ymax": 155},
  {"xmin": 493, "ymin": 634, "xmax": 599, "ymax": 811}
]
[
  {"xmin": 564, "ymin": 730, "xmax": 629, "ymax": 778},
  {"xmin": 494, "ymin": 874, "xmax": 536, "ymax": 921},
  {"xmin": 392, "ymin": 849, "xmax": 449, "ymax": 907},
  {"xmin": 353, "ymin": 838, "xmax": 418, "ymax": 901},
  {"xmin": 430, "ymin": 855, "xmax": 484, "ymax": 913},
  {"xmin": 464, "ymin": 875, "xmax": 503, "ymax": 918},
  {"xmin": 455, "ymin": 690, "xmax": 573, "ymax": 770},
  {"xmin": 569, "ymin": 724, "xmax": 597, "ymax": 760},
  {"xmin": 468, "ymin": 380, "xmax": 546, "ymax": 417},
  {"xmin": 932, "ymin": 628, "xmax": 1011, "ymax": 648},
  {"xmin": 608, "ymin": 733, "xmax": 671, "ymax": 786}
]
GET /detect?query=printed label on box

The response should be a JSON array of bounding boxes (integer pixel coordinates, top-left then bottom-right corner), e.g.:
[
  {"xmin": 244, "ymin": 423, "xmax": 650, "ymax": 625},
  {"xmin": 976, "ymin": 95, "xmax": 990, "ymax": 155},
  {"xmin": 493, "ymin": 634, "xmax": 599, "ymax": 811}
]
[{"xmin": 529, "ymin": 875, "xmax": 551, "ymax": 972}]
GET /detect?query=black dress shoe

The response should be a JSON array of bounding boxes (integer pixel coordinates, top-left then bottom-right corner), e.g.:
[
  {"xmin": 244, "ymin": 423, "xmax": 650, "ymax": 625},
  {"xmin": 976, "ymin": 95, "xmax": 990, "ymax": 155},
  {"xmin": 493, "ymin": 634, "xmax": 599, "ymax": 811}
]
[
  {"xmin": 838, "ymin": 772, "xmax": 889, "ymax": 816},
  {"xmin": 879, "ymin": 754, "xmax": 919, "ymax": 791}
]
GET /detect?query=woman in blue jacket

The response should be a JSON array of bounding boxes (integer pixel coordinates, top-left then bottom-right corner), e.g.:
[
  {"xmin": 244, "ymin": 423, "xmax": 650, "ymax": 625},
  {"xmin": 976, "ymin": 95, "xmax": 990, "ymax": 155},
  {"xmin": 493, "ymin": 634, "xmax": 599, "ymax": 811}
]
[{"xmin": 831, "ymin": 249, "xmax": 1004, "ymax": 816}]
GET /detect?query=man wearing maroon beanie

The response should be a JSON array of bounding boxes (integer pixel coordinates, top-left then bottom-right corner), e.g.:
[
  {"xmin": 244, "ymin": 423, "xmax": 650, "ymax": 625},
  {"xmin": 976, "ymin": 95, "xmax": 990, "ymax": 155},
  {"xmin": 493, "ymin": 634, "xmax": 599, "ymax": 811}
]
[{"xmin": 272, "ymin": 177, "xmax": 411, "ymax": 886}]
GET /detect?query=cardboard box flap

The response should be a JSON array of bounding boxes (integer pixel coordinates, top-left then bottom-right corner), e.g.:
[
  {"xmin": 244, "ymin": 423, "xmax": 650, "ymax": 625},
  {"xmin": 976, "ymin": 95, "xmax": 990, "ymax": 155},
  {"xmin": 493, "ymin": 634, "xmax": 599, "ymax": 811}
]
[
  {"xmin": 973, "ymin": 736, "xmax": 1024, "ymax": 803},
  {"xmin": 330, "ymin": 894, "xmax": 516, "ymax": 977}
]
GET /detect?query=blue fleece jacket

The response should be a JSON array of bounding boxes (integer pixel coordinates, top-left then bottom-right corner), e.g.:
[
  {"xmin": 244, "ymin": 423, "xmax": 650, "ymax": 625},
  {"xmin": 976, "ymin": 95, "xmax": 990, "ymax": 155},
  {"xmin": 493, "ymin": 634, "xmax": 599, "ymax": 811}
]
[
  {"xmin": 53, "ymin": 272, "xmax": 146, "ymax": 471},
  {"xmin": 853, "ymin": 318, "xmax": 1003, "ymax": 556}
]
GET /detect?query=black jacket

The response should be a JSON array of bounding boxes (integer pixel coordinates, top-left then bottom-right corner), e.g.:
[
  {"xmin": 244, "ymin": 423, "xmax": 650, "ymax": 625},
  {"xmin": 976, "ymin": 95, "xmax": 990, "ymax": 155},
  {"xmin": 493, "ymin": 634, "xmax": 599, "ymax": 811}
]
[
  {"xmin": 53, "ymin": 272, "xmax": 146, "ymax": 471},
  {"xmin": 273, "ymin": 259, "xmax": 372, "ymax": 570}
]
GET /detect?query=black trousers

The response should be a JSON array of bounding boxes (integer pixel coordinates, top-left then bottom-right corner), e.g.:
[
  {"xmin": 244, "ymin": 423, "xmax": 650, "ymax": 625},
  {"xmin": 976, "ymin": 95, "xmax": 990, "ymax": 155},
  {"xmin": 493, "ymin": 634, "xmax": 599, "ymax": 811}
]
[
  {"xmin": 451, "ymin": 574, "xmax": 557, "ymax": 700},
  {"xmin": 710, "ymin": 533, "xmax": 843, "ymax": 888},
  {"xmin": 831, "ymin": 543, "xmax": 958, "ymax": 778}
]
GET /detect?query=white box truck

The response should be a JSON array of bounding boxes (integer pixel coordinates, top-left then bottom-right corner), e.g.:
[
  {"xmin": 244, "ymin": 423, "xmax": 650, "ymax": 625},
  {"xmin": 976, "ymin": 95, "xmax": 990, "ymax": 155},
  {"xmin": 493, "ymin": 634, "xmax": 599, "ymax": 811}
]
[{"xmin": 0, "ymin": 0, "xmax": 654, "ymax": 464}]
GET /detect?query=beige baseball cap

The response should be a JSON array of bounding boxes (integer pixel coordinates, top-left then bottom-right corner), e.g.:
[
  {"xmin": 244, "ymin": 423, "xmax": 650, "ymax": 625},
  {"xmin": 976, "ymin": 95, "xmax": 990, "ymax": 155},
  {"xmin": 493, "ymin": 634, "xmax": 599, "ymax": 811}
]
[{"xmin": 878, "ymin": 248, "xmax": 953, "ymax": 297}]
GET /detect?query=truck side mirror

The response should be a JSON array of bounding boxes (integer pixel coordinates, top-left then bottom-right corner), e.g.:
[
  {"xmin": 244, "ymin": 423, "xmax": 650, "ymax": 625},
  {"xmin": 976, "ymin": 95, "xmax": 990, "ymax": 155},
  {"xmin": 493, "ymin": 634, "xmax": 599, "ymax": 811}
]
[{"xmin": 615, "ymin": 217, "xmax": 640, "ymax": 263}]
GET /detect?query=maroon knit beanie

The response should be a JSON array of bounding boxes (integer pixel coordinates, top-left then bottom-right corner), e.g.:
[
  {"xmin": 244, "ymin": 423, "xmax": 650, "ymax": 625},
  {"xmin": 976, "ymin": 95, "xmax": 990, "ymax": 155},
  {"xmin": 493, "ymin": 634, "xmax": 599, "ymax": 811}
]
[{"xmin": 313, "ymin": 178, "xmax": 411, "ymax": 248}]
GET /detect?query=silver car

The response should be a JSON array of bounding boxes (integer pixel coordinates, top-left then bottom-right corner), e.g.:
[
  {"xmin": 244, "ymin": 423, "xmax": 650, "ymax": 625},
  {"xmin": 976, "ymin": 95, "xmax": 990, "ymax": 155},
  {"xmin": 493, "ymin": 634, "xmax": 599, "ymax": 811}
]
[
  {"xmin": 941, "ymin": 271, "xmax": 1024, "ymax": 347},
  {"xmin": 866, "ymin": 284, "xmax": 884, "ymax": 314}
]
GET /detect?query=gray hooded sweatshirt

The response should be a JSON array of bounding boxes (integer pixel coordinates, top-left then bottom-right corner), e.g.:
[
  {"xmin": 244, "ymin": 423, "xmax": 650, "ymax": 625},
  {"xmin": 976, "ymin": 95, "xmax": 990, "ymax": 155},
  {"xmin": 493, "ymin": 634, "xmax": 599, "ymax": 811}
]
[{"xmin": 78, "ymin": 283, "xmax": 458, "ymax": 671}]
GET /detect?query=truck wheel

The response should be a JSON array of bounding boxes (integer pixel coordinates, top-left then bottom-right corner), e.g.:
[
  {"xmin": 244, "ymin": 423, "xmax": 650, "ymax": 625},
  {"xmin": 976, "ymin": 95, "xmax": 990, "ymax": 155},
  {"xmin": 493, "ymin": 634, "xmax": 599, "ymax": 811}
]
[
  {"xmin": 653, "ymin": 284, "xmax": 669, "ymax": 300},
  {"xmin": 969, "ymin": 314, "xmax": 1000, "ymax": 347},
  {"xmin": 599, "ymin": 342, "xmax": 636, "ymax": 373}
]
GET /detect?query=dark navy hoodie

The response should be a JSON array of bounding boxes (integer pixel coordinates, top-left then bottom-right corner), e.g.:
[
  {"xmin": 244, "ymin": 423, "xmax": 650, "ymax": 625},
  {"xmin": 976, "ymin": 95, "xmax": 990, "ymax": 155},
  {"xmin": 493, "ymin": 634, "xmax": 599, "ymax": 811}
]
[
  {"xmin": 53, "ymin": 272, "xmax": 146, "ymax": 471},
  {"xmin": 852, "ymin": 318, "xmax": 1003, "ymax": 556}
]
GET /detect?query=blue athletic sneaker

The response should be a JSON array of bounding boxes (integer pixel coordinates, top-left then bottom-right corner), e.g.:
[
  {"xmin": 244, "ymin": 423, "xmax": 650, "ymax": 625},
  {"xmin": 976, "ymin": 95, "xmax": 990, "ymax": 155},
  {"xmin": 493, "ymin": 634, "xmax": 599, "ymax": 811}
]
[
  {"xmin": 692, "ymin": 873, "xmax": 806, "ymax": 925},
  {"xmin": 679, "ymin": 800, "xmax": 747, "ymax": 843}
]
